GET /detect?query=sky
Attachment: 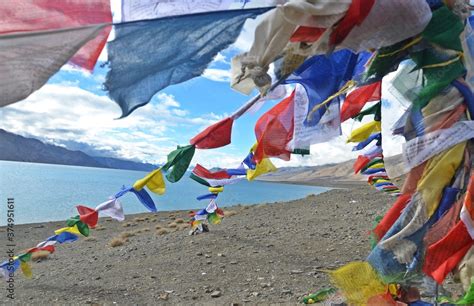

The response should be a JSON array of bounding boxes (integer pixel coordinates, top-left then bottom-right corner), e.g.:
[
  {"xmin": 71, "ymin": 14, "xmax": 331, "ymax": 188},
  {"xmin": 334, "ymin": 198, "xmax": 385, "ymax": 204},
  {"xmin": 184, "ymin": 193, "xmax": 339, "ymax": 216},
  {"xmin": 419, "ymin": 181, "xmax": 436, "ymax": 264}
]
[{"xmin": 0, "ymin": 2, "xmax": 407, "ymax": 170}]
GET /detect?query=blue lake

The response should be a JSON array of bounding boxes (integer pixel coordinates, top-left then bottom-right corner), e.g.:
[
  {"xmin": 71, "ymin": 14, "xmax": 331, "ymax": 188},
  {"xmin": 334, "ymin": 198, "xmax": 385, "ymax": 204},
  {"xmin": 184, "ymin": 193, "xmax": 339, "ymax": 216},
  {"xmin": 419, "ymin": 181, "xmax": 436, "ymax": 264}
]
[{"xmin": 0, "ymin": 161, "xmax": 328, "ymax": 225}]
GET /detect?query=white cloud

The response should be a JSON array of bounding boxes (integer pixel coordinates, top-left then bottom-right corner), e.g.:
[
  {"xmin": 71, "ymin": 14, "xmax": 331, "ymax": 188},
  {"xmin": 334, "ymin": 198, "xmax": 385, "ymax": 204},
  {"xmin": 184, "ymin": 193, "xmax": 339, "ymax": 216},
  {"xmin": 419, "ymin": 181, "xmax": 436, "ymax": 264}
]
[
  {"xmin": 212, "ymin": 52, "xmax": 229, "ymax": 65},
  {"xmin": 0, "ymin": 84, "xmax": 226, "ymax": 164},
  {"xmin": 202, "ymin": 68, "xmax": 231, "ymax": 82}
]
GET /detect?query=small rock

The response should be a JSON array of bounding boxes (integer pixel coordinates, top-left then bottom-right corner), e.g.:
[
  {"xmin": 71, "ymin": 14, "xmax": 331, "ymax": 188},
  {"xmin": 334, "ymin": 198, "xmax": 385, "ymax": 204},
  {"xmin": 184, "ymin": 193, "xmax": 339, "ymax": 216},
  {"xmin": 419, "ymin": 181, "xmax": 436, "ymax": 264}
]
[
  {"xmin": 281, "ymin": 289, "xmax": 292, "ymax": 295},
  {"xmin": 196, "ymin": 252, "xmax": 203, "ymax": 256},
  {"xmin": 251, "ymin": 292, "xmax": 260, "ymax": 297},
  {"xmin": 217, "ymin": 253, "xmax": 225, "ymax": 257},
  {"xmin": 159, "ymin": 292, "xmax": 169, "ymax": 301},
  {"xmin": 204, "ymin": 254, "xmax": 211, "ymax": 258},
  {"xmin": 230, "ymin": 261, "xmax": 238, "ymax": 265},
  {"xmin": 210, "ymin": 290, "xmax": 222, "ymax": 298},
  {"xmin": 206, "ymin": 260, "xmax": 212, "ymax": 265},
  {"xmin": 290, "ymin": 270, "xmax": 303, "ymax": 275}
]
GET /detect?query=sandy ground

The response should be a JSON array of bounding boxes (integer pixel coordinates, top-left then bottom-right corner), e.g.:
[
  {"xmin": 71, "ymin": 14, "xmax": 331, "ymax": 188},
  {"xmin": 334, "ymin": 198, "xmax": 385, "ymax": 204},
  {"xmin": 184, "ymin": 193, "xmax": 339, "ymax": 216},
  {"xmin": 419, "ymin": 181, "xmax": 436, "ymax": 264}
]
[{"xmin": 0, "ymin": 182, "xmax": 445, "ymax": 304}]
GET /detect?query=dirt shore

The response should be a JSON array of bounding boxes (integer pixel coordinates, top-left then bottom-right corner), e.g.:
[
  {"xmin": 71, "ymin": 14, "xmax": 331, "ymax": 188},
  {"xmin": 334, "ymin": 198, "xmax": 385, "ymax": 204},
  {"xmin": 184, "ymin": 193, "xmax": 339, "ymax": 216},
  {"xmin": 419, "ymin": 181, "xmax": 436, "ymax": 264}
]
[{"xmin": 0, "ymin": 183, "xmax": 406, "ymax": 304}]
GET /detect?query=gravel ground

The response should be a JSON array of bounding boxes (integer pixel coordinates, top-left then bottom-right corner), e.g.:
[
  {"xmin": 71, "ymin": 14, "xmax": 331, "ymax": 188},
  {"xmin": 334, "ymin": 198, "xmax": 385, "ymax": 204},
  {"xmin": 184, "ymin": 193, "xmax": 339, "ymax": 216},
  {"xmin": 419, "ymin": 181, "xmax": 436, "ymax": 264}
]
[{"xmin": 0, "ymin": 183, "xmax": 430, "ymax": 304}]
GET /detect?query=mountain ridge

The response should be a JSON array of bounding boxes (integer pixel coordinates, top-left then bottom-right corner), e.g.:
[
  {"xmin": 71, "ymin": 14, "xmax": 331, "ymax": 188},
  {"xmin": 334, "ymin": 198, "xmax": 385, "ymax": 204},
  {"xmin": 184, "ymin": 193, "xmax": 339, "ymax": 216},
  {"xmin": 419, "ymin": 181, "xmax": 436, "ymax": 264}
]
[{"xmin": 0, "ymin": 129, "xmax": 157, "ymax": 171}]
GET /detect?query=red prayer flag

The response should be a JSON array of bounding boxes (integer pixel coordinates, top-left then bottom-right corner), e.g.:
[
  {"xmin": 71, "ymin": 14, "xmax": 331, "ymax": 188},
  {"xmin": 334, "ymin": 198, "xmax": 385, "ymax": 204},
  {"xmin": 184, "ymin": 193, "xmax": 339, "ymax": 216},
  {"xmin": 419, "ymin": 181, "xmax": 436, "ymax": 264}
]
[
  {"xmin": 353, "ymin": 155, "xmax": 371, "ymax": 174},
  {"xmin": 373, "ymin": 194, "xmax": 412, "ymax": 240},
  {"xmin": 27, "ymin": 245, "xmax": 55, "ymax": 254},
  {"xmin": 254, "ymin": 90, "xmax": 295, "ymax": 163},
  {"xmin": 290, "ymin": 26, "xmax": 325, "ymax": 43},
  {"xmin": 423, "ymin": 221, "xmax": 473, "ymax": 284},
  {"xmin": 329, "ymin": 0, "xmax": 376, "ymax": 46},
  {"xmin": 192, "ymin": 164, "xmax": 231, "ymax": 180},
  {"xmin": 190, "ymin": 117, "xmax": 234, "ymax": 149},
  {"xmin": 76, "ymin": 205, "xmax": 99, "ymax": 228},
  {"xmin": 0, "ymin": 0, "xmax": 112, "ymax": 71},
  {"xmin": 340, "ymin": 81, "xmax": 382, "ymax": 122},
  {"xmin": 423, "ymin": 176, "xmax": 474, "ymax": 283}
]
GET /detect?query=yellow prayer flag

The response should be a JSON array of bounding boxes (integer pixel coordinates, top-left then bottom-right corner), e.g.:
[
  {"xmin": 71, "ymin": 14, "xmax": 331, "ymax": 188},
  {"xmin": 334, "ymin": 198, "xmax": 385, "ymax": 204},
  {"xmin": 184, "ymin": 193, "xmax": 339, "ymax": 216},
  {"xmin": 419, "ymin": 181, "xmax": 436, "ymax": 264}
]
[
  {"xmin": 209, "ymin": 186, "xmax": 224, "ymax": 194},
  {"xmin": 55, "ymin": 225, "xmax": 81, "ymax": 235},
  {"xmin": 347, "ymin": 121, "xmax": 381, "ymax": 143},
  {"xmin": 368, "ymin": 162, "xmax": 385, "ymax": 169},
  {"xmin": 329, "ymin": 261, "xmax": 387, "ymax": 306},
  {"xmin": 247, "ymin": 158, "xmax": 277, "ymax": 181},
  {"xmin": 418, "ymin": 142, "xmax": 466, "ymax": 217},
  {"xmin": 20, "ymin": 261, "xmax": 32, "ymax": 279},
  {"xmin": 133, "ymin": 168, "xmax": 166, "ymax": 195}
]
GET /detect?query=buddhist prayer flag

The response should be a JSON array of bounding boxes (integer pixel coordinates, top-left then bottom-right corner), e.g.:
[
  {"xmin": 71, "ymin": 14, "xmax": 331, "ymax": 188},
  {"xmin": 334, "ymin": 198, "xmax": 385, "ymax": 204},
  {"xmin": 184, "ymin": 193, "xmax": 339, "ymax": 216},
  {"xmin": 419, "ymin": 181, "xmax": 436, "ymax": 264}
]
[
  {"xmin": 254, "ymin": 90, "xmax": 295, "ymax": 162},
  {"xmin": 340, "ymin": 81, "xmax": 382, "ymax": 122},
  {"xmin": 133, "ymin": 168, "xmax": 166, "ymax": 195},
  {"xmin": 284, "ymin": 50, "xmax": 371, "ymax": 127},
  {"xmin": 0, "ymin": 0, "xmax": 112, "ymax": 71},
  {"xmin": 193, "ymin": 164, "xmax": 231, "ymax": 180},
  {"xmin": 95, "ymin": 199, "xmax": 125, "ymax": 221},
  {"xmin": 162, "ymin": 145, "xmax": 196, "ymax": 183},
  {"xmin": 105, "ymin": 8, "xmax": 271, "ymax": 117},
  {"xmin": 347, "ymin": 121, "xmax": 381, "ymax": 143},
  {"xmin": 289, "ymin": 84, "xmax": 342, "ymax": 151},
  {"xmin": 190, "ymin": 117, "xmax": 234, "ymax": 149},
  {"xmin": 0, "ymin": 24, "xmax": 106, "ymax": 107}
]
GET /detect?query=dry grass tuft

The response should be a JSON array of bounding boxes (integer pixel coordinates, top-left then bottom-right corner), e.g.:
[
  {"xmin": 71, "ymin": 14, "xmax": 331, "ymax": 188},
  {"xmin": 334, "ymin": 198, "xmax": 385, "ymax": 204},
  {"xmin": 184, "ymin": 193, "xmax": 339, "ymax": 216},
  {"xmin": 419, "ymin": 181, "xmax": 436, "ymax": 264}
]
[
  {"xmin": 174, "ymin": 218, "xmax": 185, "ymax": 224},
  {"xmin": 122, "ymin": 223, "xmax": 132, "ymax": 228},
  {"xmin": 110, "ymin": 237, "xmax": 126, "ymax": 247},
  {"xmin": 95, "ymin": 226, "xmax": 106, "ymax": 231},
  {"xmin": 133, "ymin": 217, "xmax": 146, "ymax": 222},
  {"xmin": 141, "ymin": 227, "xmax": 150, "ymax": 232},
  {"xmin": 155, "ymin": 224, "xmax": 163, "ymax": 230},
  {"xmin": 84, "ymin": 236, "xmax": 97, "ymax": 242},
  {"xmin": 178, "ymin": 223, "xmax": 190, "ymax": 230},
  {"xmin": 224, "ymin": 210, "xmax": 237, "ymax": 217},
  {"xmin": 120, "ymin": 231, "xmax": 135, "ymax": 239},
  {"xmin": 168, "ymin": 222, "xmax": 178, "ymax": 228},
  {"xmin": 156, "ymin": 228, "xmax": 169, "ymax": 235}
]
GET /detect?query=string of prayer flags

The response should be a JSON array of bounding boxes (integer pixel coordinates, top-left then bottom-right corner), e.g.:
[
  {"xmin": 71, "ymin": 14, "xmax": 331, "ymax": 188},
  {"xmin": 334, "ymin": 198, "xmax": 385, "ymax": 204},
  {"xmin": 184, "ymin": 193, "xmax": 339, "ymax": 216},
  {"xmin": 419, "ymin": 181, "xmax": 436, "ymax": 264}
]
[{"xmin": 0, "ymin": 182, "xmax": 164, "ymax": 279}]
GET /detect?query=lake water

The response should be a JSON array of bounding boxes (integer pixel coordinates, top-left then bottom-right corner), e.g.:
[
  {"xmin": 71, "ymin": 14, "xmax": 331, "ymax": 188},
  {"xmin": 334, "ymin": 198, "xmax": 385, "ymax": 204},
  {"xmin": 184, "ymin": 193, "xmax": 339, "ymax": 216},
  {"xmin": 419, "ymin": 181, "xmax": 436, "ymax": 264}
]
[{"xmin": 0, "ymin": 161, "xmax": 328, "ymax": 225}]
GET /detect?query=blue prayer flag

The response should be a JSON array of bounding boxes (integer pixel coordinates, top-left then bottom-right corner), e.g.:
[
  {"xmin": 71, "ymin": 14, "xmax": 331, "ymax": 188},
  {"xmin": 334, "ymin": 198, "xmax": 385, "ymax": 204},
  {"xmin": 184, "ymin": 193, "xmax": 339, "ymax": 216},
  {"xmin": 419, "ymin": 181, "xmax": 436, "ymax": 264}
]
[
  {"xmin": 105, "ymin": 8, "xmax": 271, "ymax": 117},
  {"xmin": 284, "ymin": 51, "xmax": 370, "ymax": 127}
]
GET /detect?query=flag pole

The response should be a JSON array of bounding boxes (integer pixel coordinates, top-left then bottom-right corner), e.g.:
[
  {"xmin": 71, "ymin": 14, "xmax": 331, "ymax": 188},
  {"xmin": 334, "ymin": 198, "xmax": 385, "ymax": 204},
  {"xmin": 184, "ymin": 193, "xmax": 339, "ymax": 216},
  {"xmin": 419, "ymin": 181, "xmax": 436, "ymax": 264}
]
[{"xmin": 231, "ymin": 75, "xmax": 289, "ymax": 120}]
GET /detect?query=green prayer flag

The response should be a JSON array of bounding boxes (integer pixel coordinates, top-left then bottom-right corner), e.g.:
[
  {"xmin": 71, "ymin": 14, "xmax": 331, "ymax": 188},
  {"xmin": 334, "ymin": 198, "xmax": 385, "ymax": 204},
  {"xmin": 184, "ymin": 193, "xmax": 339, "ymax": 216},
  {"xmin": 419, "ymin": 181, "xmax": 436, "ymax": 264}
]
[
  {"xmin": 354, "ymin": 103, "xmax": 381, "ymax": 122},
  {"xmin": 66, "ymin": 216, "xmax": 90, "ymax": 237},
  {"xmin": 162, "ymin": 145, "xmax": 196, "ymax": 183},
  {"xmin": 18, "ymin": 253, "xmax": 32, "ymax": 262},
  {"xmin": 421, "ymin": 6, "xmax": 464, "ymax": 52},
  {"xmin": 189, "ymin": 173, "xmax": 211, "ymax": 187}
]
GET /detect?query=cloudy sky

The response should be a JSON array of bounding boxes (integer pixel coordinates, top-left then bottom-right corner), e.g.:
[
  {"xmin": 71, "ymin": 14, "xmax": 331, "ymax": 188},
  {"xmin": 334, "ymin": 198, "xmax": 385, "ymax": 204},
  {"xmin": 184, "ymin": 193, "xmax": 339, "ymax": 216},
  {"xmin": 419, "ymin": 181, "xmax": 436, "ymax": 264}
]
[{"xmin": 0, "ymin": 3, "xmax": 407, "ymax": 169}]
